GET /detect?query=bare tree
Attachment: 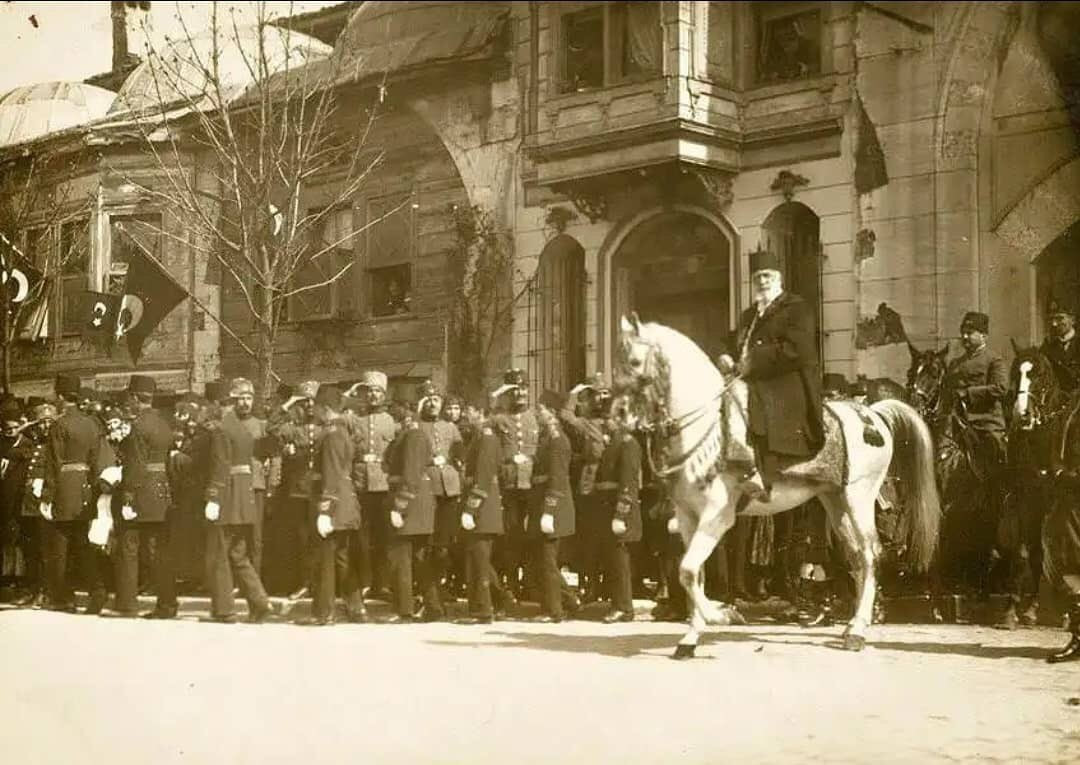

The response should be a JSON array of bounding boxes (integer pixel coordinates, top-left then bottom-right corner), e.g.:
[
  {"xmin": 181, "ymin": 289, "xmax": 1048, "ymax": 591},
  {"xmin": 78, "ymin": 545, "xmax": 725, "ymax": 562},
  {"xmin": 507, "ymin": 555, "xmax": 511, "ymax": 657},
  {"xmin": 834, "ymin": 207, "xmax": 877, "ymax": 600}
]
[
  {"xmin": 0, "ymin": 153, "xmax": 92, "ymax": 392},
  {"xmin": 447, "ymin": 203, "xmax": 533, "ymax": 405},
  {"xmin": 110, "ymin": 1, "xmax": 395, "ymax": 395}
]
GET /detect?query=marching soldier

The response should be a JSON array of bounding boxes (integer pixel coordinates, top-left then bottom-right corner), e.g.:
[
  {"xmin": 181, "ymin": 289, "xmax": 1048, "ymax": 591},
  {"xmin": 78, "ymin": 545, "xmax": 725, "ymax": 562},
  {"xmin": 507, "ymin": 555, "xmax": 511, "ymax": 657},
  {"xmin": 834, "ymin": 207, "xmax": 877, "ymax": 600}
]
[
  {"xmin": 441, "ymin": 392, "xmax": 468, "ymax": 597},
  {"xmin": 416, "ymin": 380, "xmax": 464, "ymax": 620},
  {"xmin": 114, "ymin": 375, "xmax": 179, "ymax": 619},
  {"xmin": 43, "ymin": 374, "xmax": 107, "ymax": 614},
  {"xmin": 526, "ymin": 395, "xmax": 577, "ymax": 623},
  {"xmin": 225, "ymin": 378, "xmax": 272, "ymax": 576},
  {"xmin": 595, "ymin": 398, "xmax": 643, "ymax": 623},
  {"xmin": 269, "ymin": 380, "xmax": 324, "ymax": 600},
  {"xmin": 458, "ymin": 409, "xmax": 506, "ymax": 623},
  {"xmin": 299, "ymin": 385, "xmax": 364, "ymax": 626},
  {"xmin": 558, "ymin": 375, "xmax": 611, "ymax": 603},
  {"xmin": 203, "ymin": 378, "xmax": 275, "ymax": 623},
  {"xmin": 1, "ymin": 397, "xmax": 46, "ymax": 607},
  {"xmin": 345, "ymin": 371, "xmax": 398, "ymax": 600},
  {"xmin": 385, "ymin": 399, "xmax": 435, "ymax": 623},
  {"xmin": 490, "ymin": 368, "xmax": 540, "ymax": 600}
]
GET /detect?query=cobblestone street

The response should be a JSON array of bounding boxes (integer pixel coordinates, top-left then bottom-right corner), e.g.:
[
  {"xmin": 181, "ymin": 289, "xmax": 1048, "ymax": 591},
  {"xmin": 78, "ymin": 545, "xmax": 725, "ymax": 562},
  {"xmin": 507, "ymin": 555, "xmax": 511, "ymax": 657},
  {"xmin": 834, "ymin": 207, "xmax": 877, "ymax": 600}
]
[{"xmin": 3, "ymin": 606, "xmax": 1078, "ymax": 764}]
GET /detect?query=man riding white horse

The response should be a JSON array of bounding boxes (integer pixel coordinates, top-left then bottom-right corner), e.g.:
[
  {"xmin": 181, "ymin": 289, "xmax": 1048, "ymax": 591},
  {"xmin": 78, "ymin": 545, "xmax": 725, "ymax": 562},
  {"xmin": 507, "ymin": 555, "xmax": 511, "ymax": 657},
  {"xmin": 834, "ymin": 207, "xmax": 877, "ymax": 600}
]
[{"xmin": 718, "ymin": 248, "xmax": 824, "ymax": 503}]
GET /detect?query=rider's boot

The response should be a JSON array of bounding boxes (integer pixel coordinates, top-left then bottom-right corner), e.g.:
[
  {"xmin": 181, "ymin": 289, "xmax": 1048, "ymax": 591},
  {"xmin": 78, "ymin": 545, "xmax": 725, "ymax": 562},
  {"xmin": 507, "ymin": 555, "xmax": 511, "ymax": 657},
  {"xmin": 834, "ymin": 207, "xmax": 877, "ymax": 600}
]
[
  {"xmin": 736, "ymin": 469, "xmax": 770, "ymax": 503},
  {"xmin": 1047, "ymin": 597, "xmax": 1080, "ymax": 664}
]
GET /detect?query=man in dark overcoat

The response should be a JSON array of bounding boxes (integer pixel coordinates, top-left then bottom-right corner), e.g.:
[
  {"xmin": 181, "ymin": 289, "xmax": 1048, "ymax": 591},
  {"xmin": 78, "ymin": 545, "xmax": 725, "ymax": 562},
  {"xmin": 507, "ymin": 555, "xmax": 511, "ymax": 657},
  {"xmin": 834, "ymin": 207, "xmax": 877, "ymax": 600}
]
[
  {"xmin": 458, "ymin": 411, "xmax": 506, "ymax": 623},
  {"xmin": 1041, "ymin": 297, "xmax": 1080, "ymax": 394},
  {"xmin": 720, "ymin": 249, "xmax": 823, "ymax": 501}
]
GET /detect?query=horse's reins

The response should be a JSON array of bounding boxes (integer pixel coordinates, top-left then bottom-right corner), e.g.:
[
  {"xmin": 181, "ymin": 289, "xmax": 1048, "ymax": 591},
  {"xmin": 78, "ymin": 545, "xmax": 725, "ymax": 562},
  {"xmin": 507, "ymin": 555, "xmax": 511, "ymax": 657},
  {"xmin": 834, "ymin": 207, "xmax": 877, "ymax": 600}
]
[{"xmin": 640, "ymin": 377, "xmax": 737, "ymax": 479}]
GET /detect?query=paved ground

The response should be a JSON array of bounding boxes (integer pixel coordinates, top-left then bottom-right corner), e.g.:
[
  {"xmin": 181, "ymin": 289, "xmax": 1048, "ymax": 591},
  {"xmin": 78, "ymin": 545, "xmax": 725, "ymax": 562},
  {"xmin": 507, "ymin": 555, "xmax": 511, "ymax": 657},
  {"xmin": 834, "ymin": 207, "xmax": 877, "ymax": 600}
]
[{"xmin": 2, "ymin": 605, "xmax": 1079, "ymax": 765}]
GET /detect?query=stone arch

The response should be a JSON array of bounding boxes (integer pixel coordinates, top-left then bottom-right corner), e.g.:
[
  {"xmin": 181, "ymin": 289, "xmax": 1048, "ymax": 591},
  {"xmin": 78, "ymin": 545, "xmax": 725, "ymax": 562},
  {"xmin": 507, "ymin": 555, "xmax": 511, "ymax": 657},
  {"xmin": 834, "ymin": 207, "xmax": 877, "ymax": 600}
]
[
  {"xmin": 995, "ymin": 156, "xmax": 1080, "ymax": 263},
  {"xmin": 597, "ymin": 205, "xmax": 739, "ymax": 375}
]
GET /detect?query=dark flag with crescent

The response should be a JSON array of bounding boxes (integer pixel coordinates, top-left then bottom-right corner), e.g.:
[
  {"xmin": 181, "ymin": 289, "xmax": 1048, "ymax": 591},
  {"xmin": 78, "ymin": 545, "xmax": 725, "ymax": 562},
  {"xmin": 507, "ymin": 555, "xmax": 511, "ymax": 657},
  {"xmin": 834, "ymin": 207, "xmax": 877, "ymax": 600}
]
[
  {"xmin": 1, "ymin": 230, "xmax": 46, "ymax": 339},
  {"xmin": 118, "ymin": 245, "xmax": 187, "ymax": 364},
  {"xmin": 79, "ymin": 290, "xmax": 121, "ymax": 351}
]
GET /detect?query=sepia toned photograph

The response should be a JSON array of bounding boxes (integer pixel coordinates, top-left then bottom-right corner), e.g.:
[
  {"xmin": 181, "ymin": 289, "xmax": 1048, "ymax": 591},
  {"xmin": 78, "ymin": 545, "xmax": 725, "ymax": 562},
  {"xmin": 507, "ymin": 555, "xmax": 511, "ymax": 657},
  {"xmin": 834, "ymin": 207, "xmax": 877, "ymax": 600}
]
[{"xmin": 1, "ymin": 2, "xmax": 1079, "ymax": 763}]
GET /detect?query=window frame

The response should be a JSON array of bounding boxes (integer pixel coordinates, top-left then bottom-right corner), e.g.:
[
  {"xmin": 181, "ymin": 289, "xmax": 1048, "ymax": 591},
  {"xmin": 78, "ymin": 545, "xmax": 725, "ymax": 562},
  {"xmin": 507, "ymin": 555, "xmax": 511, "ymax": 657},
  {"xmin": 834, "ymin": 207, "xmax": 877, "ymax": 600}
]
[
  {"xmin": 105, "ymin": 210, "xmax": 163, "ymax": 296},
  {"xmin": 751, "ymin": 2, "xmax": 827, "ymax": 87},
  {"xmin": 57, "ymin": 215, "xmax": 92, "ymax": 338},
  {"xmin": 285, "ymin": 204, "xmax": 355, "ymax": 324},
  {"xmin": 554, "ymin": 1, "xmax": 664, "ymax": 95},
  {"xmin": 363, "ymin": 191, "xmax": 417, "ymax": 321}
]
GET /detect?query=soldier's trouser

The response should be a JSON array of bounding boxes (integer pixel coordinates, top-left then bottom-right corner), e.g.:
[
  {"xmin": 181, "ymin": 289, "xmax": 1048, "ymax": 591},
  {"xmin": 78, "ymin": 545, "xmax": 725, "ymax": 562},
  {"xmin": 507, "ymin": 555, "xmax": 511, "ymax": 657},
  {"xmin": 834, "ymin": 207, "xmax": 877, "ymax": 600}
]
[
  {"xmin": 206, "ymin": 524, "xmax": 269, "ymax": 617},
  {"xmin": 114, "ymin": 521, "xmax": 177, "ymax": 613},
  {"xmin": 497, "ymin": 489, "xmax": 529, "ymax": 589},
  {"xmin": 575, "ymin": 494, "xmax": 604, "ymax": 594},
  {"xmin": 606, "ymin": 538, "xmax": 634, "ymax": 614},
  {"xmin": 312, "ymin": 529, "xmax": 361, "ymax": 620},
  {"xmin": 535, "ymin": 538, "xmax": 564, "ymax": 619},
  {"xmin": 252, "ymin": 491, "xmax": 265, "ymax": 576},
  {"xmin": 16, "ymin": 516, "xmax": 44, "ymax": 593},
  {"xmin": 280, "ymin": 495, "xmax": 315, "ymax": 594},
  {"xmin": 465, "ymin": 534, "xmax": 500, "ymax": 618},
  {"xmin": 387, "ymin": 535, "xmax": 432, "ymax": 617},
  {"xmin": 357, "ymin": 492, "xmax": 389, "ymax": 591},
  {"xmin": 43, "ymin": 520, "xmax": 106, "ymax": 608}
]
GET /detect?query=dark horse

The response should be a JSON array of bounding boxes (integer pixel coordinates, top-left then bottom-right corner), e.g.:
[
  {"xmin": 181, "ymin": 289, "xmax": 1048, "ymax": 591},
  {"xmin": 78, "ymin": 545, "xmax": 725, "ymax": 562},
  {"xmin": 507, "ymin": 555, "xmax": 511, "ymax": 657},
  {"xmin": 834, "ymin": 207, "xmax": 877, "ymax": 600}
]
[{"xmin": 999, "ymin": 342, "xmax": 1068, "ymax": 627}]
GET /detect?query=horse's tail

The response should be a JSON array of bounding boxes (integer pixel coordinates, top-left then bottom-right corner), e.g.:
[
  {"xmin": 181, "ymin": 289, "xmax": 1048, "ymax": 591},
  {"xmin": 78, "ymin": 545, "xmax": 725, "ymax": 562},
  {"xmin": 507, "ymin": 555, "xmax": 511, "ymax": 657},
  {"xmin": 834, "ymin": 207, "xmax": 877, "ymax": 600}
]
[{"xmin": 871, "ymin": 398, "xmax": 941, "ymax": 571}]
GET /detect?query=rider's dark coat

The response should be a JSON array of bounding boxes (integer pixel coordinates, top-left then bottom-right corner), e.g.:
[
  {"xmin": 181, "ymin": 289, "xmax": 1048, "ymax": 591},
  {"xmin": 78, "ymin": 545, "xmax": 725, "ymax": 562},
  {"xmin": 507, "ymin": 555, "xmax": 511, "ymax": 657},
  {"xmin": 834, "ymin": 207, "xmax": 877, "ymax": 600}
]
[
  {"xmin": 944, "ymin": 345, "xmax": 1008, "ymax": 434},
  {"xmin": 735, "ymin": 291, "xmax": 824, "ymax": 457},
  {"xmin": 1040, "ymin": 334, "xmax": 1080, "ymax": 394}
]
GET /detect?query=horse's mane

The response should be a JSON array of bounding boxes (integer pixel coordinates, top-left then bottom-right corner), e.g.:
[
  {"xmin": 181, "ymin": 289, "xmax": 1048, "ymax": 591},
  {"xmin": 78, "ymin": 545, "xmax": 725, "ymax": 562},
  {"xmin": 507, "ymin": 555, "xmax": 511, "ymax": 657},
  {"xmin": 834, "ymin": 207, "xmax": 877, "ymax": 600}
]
[{"xmin": 634, "ymin": 321, "xmax": 725, "ymax": 387}]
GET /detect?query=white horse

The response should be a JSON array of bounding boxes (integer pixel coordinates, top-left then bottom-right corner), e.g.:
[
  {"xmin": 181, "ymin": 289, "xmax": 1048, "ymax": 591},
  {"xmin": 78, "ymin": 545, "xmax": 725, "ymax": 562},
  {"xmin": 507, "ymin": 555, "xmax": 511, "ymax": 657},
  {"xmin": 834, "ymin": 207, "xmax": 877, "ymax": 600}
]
[{"xmin": 614, "ymin": 315, "xmax": 941, "ymax": 658}]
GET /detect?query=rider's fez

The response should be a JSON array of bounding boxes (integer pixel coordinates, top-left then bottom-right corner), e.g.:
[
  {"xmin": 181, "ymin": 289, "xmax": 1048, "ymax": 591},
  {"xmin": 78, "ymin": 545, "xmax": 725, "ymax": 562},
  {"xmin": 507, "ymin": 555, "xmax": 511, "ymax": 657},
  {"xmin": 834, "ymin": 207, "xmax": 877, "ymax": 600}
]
[
  {"xmin": 596, "ymin": 425, "xmax": 643, "ymax": 543},
  {"xmin": 492, "ymin": 368, "xmax": 539, "ymax": 491},
  {"xmin": 417, "ymin": 379, "xmax": 463, "ymax": 498}
]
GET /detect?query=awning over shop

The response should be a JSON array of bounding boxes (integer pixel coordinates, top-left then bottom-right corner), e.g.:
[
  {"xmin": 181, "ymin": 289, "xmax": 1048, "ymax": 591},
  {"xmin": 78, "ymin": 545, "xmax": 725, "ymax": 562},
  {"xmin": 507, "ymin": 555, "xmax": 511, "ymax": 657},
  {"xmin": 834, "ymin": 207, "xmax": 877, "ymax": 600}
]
[{"xmin": 334, "ymin": 1, "xmax": 511, "ymax": 85}]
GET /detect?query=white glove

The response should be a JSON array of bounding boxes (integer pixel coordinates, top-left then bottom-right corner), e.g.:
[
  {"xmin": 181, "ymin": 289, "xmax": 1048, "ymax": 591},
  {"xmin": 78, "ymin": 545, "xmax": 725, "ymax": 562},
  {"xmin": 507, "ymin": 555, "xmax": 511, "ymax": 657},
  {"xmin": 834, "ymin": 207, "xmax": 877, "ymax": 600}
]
[
  {"xmin": 666, "ymin": 516, "xmax": 679, "ymax": 535},
  {"xmin": 540, "ymin": 512, "xmax": 555, "ymax": 535},
  {"xmin": 204, "ymin": 501, "xmax": 220, "ymax": 522},
  {"xmin": 461, "ymin": 511, "xmax": 476, "ymax": 531},
  {"xmin": 31, "ymin": 477, "xmax": 44, "ymax": 498},
  {"xmin": 390, "ymin": 509, "xmax": 404, "ymax": 529},
  {"xmin": 316, "ymin": 513, "xmax": 333, "ymax": 538},
  {"xmin": 39, "ymin": 502, "xmax": 53, "ymax": 521},
  {"xmin": 121, "ymin": 505, "xmax": 137, "ymax": 522},
  {"xmin": 96, "ymin": 494, "xmax": 112, "ymax": 521},
  {"xmin": 569, "ymin": 383, "xmax": 589, "ymax": 396},
  {"xmin": 612, "ymin": 517, "xmax": 628, "ymax": 536},
  {"xmin": 99, "ymin": 465, "xmax": 123, "ymax": 487}
]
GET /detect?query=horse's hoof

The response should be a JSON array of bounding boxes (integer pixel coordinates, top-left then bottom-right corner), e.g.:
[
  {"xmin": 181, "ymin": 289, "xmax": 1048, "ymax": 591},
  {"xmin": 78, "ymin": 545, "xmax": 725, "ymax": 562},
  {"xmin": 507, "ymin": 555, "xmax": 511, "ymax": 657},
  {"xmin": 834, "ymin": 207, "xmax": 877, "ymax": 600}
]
[
  {"xmin": 842, "ymin": 633, "xmax": 866, "ymax": 652},
  {"xmin": 671, "ymin": 643, "xmax": 696, "ymax": 661}
]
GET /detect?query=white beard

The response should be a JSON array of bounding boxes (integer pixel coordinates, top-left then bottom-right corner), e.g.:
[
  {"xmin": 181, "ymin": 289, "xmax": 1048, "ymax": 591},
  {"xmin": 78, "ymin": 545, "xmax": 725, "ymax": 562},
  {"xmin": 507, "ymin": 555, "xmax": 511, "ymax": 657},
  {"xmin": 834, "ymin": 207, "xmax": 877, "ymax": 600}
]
[{"xmin": 754, "ymin": 284, "xmax": 783, "ymax": 312}]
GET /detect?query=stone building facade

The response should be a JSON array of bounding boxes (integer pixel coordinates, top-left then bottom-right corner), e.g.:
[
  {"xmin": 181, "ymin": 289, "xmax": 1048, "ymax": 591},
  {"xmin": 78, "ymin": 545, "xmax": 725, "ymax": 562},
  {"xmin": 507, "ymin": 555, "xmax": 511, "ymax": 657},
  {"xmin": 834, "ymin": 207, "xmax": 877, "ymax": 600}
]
[{"xmin": 1, "ymin": 2, "xmax": 1078, "ymax": 400}]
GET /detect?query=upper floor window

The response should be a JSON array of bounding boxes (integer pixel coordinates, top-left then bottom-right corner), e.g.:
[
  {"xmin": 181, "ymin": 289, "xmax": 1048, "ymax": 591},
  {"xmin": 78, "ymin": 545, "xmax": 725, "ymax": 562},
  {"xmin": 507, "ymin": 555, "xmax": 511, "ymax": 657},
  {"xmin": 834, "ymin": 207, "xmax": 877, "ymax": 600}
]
[
  {"xmin": 366, "ymin": 194, "xmax": 415, "ymax": 319},
  {"xmin": 108, "ymin": 213, "xmax": 161, "ymax": 294},
  {"xmin": 59, "ymin": 218, "xmax": 90, "ymax": 336},
  {"xmin": 559, "ymin": 2, "xmax": 662, "ymax": 94},
  {"xmin": 286, "ymin": 205, "xmax": 353, "ymax": 322},
  {"xmin": 756, "ymin": 7, "xmax": 822, "ymax": 84}
]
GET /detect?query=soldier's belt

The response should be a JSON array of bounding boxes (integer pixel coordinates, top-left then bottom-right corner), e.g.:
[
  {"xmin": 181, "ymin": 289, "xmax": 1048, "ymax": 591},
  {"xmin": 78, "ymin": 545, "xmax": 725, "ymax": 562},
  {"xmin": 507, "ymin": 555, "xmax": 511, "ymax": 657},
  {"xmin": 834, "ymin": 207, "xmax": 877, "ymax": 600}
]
[
  {"xmin": 362, "ymin": 453, "xmax": 378, "ymax": 463},
  {"xmin": 145, "ymin": 463, "xmax": 167, "ymax": 473},
  {"xmin": 594, "ymin": 481, "xmax": 618, "ymax": 490},
  {"xmin": 60, "ymin": 462, "xmax": 89, "ymax": 472},
  {"xmin": 229, "ymin": 464, "xmax": 252, "ymax": 475}
]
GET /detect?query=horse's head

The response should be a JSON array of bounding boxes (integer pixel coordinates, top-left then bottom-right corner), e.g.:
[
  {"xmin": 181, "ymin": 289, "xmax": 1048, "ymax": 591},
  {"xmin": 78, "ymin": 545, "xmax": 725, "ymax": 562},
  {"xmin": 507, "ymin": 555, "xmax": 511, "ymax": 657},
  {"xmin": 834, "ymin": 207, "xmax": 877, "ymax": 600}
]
[
  {"xmin": 1009, "ymin": 341, "xmax": 1060, "ymax": 430},
  {"xmin": 906, "ymin": 341, "xmax": 949, "ymax": 419},
  {"xmin": 614, "ymin": 313, "xmax": 671, "ymax": 427}
]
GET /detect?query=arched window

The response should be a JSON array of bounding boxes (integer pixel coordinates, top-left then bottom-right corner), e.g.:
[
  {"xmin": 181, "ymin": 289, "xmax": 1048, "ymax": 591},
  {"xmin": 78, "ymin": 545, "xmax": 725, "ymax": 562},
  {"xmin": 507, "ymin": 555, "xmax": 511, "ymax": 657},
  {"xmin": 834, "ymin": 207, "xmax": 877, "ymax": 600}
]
[{"xmin": 528, "ymin": 234, "xmax": 586, "ymax": 394}]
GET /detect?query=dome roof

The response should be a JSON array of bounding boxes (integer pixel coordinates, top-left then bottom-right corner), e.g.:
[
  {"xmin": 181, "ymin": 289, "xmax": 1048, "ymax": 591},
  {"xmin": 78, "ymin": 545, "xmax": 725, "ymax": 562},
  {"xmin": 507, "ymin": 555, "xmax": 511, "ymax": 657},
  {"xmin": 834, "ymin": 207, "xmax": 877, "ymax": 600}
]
[
  {"xmin": 0, "ymin": 81, "xmax": 116, "ymax": 148},
  {"xmin": 111, "ymin": 24, "xmax": 332, "ymax": 114},
  {"xmin": 334, "ymin": 1, "xmax": 510, "ymax": 82}
]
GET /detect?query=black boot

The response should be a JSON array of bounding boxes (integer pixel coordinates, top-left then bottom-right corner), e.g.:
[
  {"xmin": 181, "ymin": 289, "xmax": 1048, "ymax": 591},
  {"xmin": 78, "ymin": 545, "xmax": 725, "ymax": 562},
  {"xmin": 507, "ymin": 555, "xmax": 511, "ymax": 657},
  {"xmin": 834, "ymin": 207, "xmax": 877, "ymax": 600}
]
[{"xmin": 1047, "ymin": 600, "xmax": 1080, "ymax": 664}]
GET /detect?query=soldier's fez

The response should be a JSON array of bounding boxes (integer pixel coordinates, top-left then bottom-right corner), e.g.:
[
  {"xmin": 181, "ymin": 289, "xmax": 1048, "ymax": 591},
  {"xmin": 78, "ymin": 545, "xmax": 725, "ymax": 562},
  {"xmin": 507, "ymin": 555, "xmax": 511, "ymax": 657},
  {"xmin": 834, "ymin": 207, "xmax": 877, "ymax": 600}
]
[
  {"xmin": 55, "ymin": 373, "xmax": 81, "ymax": 397},
  {"xmin": 296, "ymin": 380, "xmax": 320, "ymax": 400},
  {"xmin": 128, "ymin": 375, "xmax": 157, "ymax": 396},
  {"xmin": 503, "ymin": 368, "xmax": 527, "ymax": 387},
  {"xmin": 31, "ymin": 402, "xmax": 58, "ymax": 421},
  {"xmin": 230, "ymin": 377, "xmax": 255, "ymax": 397},
  {"xmin": 418, "ymin": 379, "xmax": 441, "ymax": 400},
  {"xmin": 822, "ymin": 373, "xmax": 849, "ymax": 395},
  {"xmin": 203, "ymin": 380, "xmax": 228, "ymax": 404},
  {"xmin": 960, "ymin": 311, "xmax": 989, "ymax": 334},
  {"xmin": 1048, "ymin": 296, "xmax": 1076, "ymax": 318},
  {"xmin": 314, "ymin": 385, "xmax": 343, "ymax": 410},
  {"xmin": 357, "ymin": 370, "xmax": 388, "ymax": 391},
  {"xmin": 748, "ymin": 248, "xmax": 782, "ymax": 275}
]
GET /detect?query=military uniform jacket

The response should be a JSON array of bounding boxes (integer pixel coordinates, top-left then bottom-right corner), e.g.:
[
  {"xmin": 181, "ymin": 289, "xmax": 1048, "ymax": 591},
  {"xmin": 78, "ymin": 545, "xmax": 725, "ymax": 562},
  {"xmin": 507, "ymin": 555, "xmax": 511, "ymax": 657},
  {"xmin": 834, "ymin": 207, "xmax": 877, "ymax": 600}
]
[
  {"xmin": 316, "ymin": 419, "xmax": 361, "ymax": 531},
  {"xmin": 558, "ymin": 405, "xmax": 608, "ymax": 496},
  {"xmin": 388, "ymin": 423, "xmax": 435, "ymax": 535},
  {"xmin": 348, "ymin": 410, "xmax": 397, "ymax": 493},
  {"xmin": 2, "ymin": 433, "xmax": 48, "ymax": 517},
  {"xmin": 205, "ymin": 411, "xmax": 260, "ymax": 525},
  {"xmin": 462, "ymin": 425, "xmax": 503, "ymax": 535},
  {"xmin": 233, "ymin": 411, "xmax": 272, "ymax": 492},
  {"xmin": 270, "ymin": 412, "xmax": 325, "ymax": 499},
  {"xmin": 1041, "ymin": 335, "xmax": 1080, "ymax": 394},
  {"xmin": 526, "ymin": 427, "xmax": 575, "ymax": 539},
  {"xmin": 48, "ymin": 406, "xmax": 103, "ymax": 521},
  {"xmin": 418, "ymin": 419, "xmax": 463, "ymax": 497},
  {"xmin": 945, "ymin": 345, "xmax": 1008, "ymax": 433},
  {"xmin": 119, "ymin": 408, "xmax": 175, "ymax": 523},
  {"xmin": 492, "ymin": 409, "xmax": 540, "ymax": 491},
  {"xmin": 596, "ymin": 430, "xmax": 643, "ymax": 543},
  {"xmin": 735, "ymin": 291, "xmax": 824, "ymax": 456}
]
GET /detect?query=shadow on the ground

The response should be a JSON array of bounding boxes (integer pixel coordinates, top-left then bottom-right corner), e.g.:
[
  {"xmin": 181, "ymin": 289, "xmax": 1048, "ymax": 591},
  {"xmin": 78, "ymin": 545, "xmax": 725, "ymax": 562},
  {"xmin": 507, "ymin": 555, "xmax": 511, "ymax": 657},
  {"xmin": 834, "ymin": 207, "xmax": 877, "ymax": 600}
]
[{"xmin": 427, "ymin": 626, "xmax": 1055, "ymax": 661}]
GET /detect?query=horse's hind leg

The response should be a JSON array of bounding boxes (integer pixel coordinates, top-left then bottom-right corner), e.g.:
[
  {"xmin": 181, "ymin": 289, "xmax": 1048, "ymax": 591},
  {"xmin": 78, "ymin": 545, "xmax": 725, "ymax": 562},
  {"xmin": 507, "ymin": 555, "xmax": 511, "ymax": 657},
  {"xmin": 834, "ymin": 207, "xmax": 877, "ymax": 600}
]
[{"xmin": 820, "ymin": 482, "xmax": 881, "ymax": 651}]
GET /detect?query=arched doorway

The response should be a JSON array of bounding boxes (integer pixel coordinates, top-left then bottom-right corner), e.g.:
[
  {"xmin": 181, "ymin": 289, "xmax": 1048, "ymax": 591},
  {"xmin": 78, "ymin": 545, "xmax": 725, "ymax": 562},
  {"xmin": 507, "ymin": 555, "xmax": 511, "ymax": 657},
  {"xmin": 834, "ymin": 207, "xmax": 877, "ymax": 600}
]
[
  {"xmin": 1035, "ymin": 219, "xmax": 1080, "ymax": 335},
  {"xmin": 761, "ymin": 201, "xmax": 823, "ymax": 358},
  {"xmin": 528, "ymin": 233, "xmax": 587, "ymax": 393},
  {"xmin": 608, "ymin": 210, "xmax": 734, "ymax": 362}
]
